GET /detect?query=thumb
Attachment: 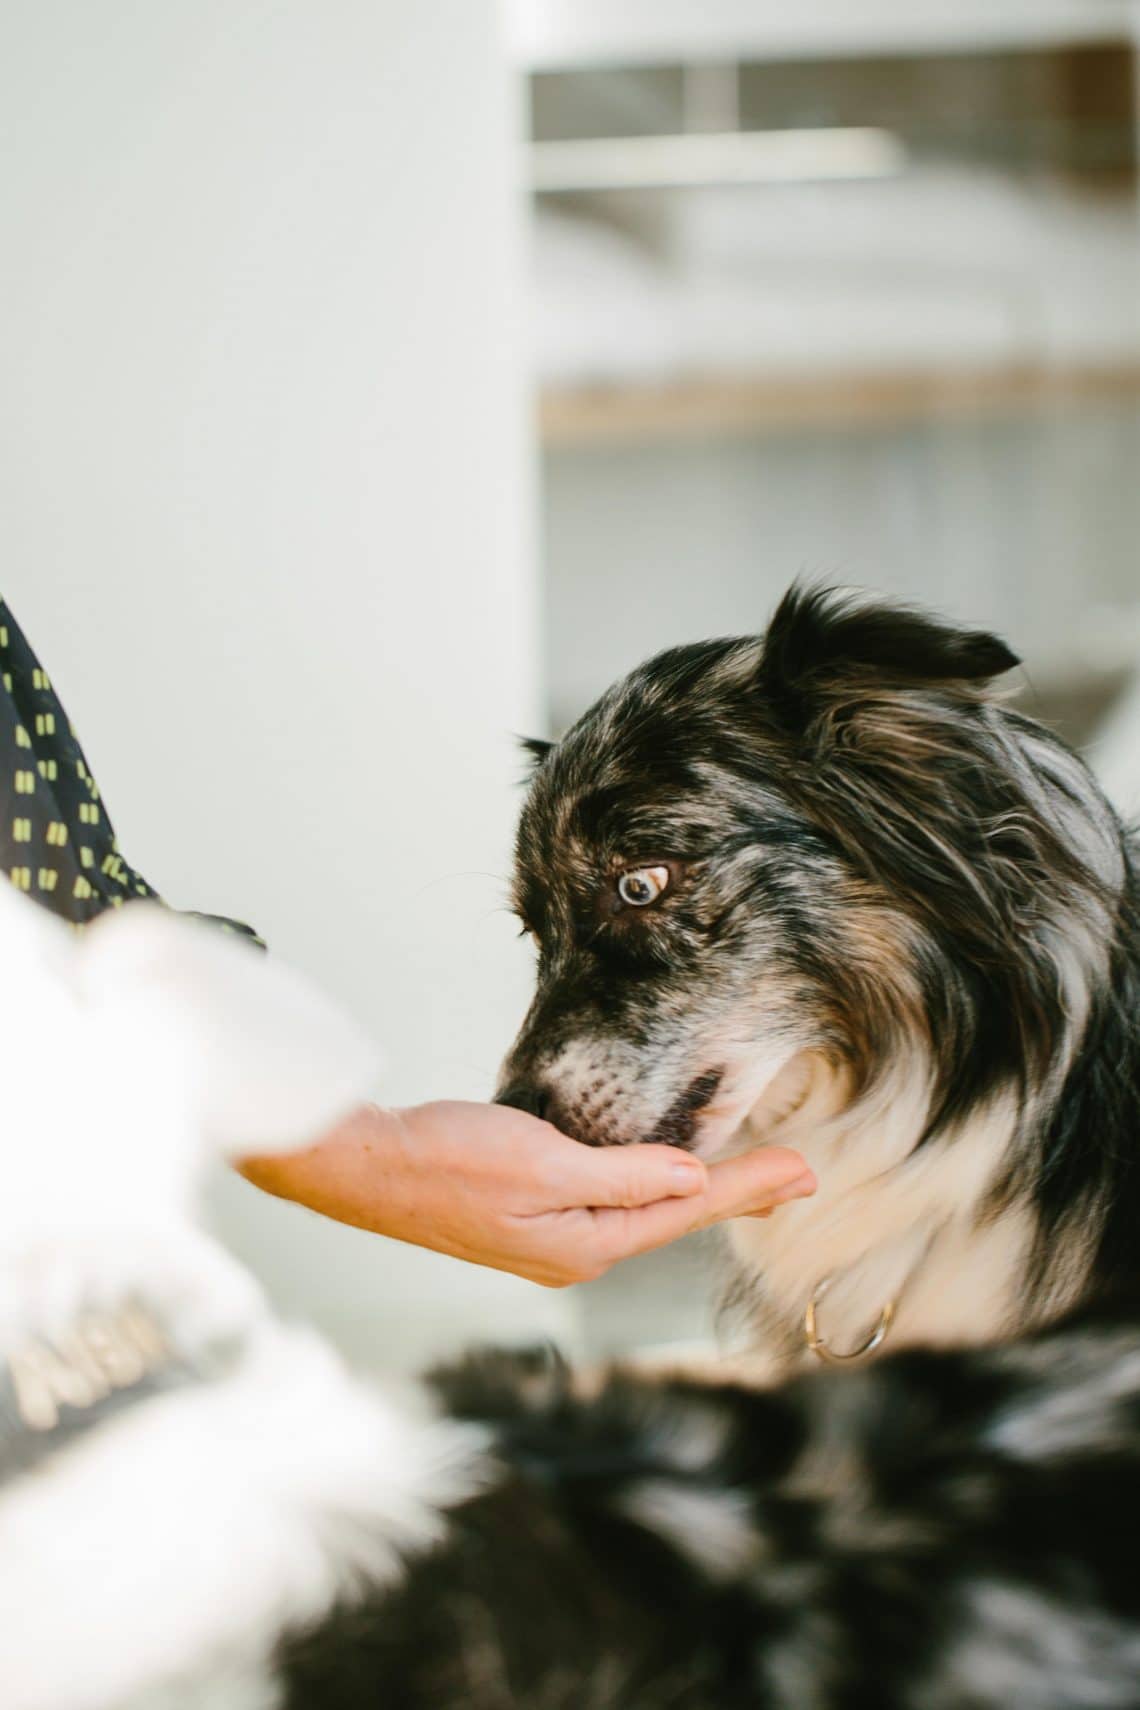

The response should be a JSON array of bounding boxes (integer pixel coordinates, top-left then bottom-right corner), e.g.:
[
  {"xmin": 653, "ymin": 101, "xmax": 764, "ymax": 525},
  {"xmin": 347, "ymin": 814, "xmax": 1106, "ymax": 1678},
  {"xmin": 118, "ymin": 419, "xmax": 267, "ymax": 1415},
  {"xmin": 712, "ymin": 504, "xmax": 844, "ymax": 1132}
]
[{"xmin": 556, "ymin": 1141, "xmax": 709, "ymax": 1209}]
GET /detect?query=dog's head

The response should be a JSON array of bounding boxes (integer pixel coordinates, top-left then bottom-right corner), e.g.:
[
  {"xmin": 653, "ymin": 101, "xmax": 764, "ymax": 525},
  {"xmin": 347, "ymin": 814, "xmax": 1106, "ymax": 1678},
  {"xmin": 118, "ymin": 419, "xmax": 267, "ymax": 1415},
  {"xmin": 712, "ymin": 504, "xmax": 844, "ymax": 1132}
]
[{"xmin": 497, "ymin": 587, "xmax": 1124, "ymax": 1157}]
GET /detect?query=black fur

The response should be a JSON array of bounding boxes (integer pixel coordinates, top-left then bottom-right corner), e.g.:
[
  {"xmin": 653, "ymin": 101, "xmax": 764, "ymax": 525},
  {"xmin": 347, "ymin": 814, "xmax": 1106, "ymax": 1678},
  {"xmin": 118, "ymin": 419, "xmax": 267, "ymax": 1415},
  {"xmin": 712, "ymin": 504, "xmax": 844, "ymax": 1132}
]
[
  {"xmin": 761, "ymin": 585, "xmax": 1020, "ymax": 709},
  {"xmin": 1032, "ymin": 876, "xmax": 1140, "ymax": 1295},
  {"xmin": 520, "ymin": 735, "xmax": 555, "ymax": 768},
  {"xmin": 281, "ymin": 1308, "xmax": 1140, "ymax": 1708}
]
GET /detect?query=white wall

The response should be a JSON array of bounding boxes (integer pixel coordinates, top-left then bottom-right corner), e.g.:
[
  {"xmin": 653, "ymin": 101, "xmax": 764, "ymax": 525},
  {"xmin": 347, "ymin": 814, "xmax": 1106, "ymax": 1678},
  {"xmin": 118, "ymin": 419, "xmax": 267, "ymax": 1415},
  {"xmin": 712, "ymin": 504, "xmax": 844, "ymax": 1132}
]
[
  {"xmin": 543, "ymin": 406, "xmax": 1140, "ymax": 732},
  {"xmin": 0, "ymin": 1, "xmax": 570, "ymax": 1366}
]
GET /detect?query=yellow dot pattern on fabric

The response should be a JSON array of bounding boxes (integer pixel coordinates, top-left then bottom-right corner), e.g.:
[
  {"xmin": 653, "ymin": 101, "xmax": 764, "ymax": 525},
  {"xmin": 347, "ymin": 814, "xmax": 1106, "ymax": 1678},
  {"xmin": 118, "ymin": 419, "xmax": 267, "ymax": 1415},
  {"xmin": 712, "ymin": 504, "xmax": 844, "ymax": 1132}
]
[
  {"xmin": 0, "ymin": 599, "xmax": 262, "ymax": 945},
  {"xmin": 0, "ymin": 601, "xmax": 160, "ymax": 930},
  {"xmin": 0, "ymin": 607, "xmax": 160, "ymax": 927}
]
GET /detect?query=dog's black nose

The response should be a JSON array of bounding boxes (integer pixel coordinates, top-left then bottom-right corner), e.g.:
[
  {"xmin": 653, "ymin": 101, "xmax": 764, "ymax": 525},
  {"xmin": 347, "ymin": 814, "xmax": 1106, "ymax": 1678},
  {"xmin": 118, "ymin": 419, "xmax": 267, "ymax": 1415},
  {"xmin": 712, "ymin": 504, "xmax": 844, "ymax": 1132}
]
[{"xmin": 495, "ymin": 1082, "xmax": 551, "ymax": 1122}]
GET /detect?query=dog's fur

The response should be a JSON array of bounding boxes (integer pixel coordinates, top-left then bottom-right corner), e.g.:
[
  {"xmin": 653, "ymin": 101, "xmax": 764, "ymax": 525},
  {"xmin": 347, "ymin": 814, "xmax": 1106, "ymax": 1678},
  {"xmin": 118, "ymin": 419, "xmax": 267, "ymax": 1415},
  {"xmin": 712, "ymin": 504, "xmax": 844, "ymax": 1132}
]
[
  {"xmin": 9, "ymin": 590, "xmax": 1140, "ymax": 1709},
  {"xmin": 285, "ymin": 1317, "xmax": 1140, "ymax": 1710},
  {"xmin": 497, "ymin": 587, "xmax": 1140, "ymax": 1368}
]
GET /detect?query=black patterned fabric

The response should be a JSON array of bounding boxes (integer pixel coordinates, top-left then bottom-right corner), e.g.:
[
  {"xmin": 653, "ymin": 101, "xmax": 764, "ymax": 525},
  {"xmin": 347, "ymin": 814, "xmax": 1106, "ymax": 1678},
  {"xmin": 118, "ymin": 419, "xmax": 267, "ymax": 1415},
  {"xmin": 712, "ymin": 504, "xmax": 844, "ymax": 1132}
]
[{"xmin": 0, "ymin": 600, "xmax": 260, "ymax": 942}]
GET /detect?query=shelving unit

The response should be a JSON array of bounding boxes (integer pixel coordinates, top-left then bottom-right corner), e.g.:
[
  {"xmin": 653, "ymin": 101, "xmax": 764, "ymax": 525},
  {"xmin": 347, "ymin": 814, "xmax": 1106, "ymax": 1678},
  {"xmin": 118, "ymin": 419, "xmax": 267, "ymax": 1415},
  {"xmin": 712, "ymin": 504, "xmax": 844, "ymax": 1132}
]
[
  {"xmin": 540, "ymin": 361, "xmax": 1140, "ymax": 448},
  {"xmin": 515, "ymin": 3, "xmax": 1140, "ymax": 447},
  {"xmin": 508, "ymin": 1, "xmax": 1137, "ymax": 70}
]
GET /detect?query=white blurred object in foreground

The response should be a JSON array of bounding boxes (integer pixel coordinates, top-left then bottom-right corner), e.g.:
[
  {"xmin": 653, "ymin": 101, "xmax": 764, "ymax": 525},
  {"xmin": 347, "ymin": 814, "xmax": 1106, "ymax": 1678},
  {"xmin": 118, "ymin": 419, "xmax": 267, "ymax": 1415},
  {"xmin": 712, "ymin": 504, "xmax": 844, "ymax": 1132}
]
[{"xmin": 0, "ymin": 888, "xmax": 480, "ymax": 1710}]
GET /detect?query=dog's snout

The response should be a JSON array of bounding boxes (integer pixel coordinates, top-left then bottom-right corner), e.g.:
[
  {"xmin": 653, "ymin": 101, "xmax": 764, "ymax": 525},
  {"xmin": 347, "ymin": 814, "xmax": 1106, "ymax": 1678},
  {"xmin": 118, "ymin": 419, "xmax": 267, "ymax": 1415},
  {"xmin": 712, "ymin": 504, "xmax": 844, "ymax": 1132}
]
[{"xmin": 495, "ymin": 1082, "xmax": 551, "ymax": 1122}]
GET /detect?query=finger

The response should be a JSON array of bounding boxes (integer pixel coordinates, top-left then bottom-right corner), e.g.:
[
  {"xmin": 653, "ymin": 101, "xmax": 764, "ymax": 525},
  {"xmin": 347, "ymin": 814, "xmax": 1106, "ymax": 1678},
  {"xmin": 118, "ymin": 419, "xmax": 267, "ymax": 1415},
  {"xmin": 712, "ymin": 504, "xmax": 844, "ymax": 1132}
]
[
  {"xmin": 700, "ymin": 1150, "xmax": 816, "ymax": 1223},
  {"xmin": 551, "ymin": 1141, "xmax": 710, "ymax": 1210},
  {"xmin": 742, "ymin": 1172, "xmax": 820, "ymax": 1218},
  {"xmin": 589, "ymin": 1150, "xmax": 815, "ymax": 1265}
]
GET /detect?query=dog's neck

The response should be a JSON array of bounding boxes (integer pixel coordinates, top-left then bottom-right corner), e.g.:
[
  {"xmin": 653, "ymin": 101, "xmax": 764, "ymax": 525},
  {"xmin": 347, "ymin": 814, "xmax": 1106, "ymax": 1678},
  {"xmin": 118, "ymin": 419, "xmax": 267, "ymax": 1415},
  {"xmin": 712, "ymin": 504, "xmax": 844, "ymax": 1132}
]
[{"xmin": 725, "ymin": 1050, "xmax": 1079, "ymax": 1369}]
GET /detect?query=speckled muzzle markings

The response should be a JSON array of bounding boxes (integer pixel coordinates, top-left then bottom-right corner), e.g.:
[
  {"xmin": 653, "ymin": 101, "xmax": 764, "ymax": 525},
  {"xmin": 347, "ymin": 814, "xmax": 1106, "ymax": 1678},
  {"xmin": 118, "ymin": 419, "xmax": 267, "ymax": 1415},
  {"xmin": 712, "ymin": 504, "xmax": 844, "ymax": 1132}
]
[{"xmin": 644, "ymin": 1067, "xmax": 725, "ymax": 1150}]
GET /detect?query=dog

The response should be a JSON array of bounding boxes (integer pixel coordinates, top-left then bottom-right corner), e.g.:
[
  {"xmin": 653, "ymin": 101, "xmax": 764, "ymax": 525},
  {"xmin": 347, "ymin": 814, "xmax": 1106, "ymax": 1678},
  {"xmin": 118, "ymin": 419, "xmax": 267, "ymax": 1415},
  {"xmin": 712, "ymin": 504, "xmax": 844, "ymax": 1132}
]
[
  {"xmin": 5, "ymin": 865, "xmax": 1140, "ymax": 1708},
  {"xmin": 496, "ymin": 586, "xmax": 1140, "ymax": 1372}
]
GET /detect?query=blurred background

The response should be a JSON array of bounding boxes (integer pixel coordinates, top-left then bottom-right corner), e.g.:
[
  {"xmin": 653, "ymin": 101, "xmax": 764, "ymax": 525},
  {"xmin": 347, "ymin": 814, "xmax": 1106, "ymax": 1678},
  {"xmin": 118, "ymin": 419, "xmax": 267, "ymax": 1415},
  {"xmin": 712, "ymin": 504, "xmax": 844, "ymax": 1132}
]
[{"xmin": 2, "ymin": 0, "xmax": 1139, "ymax": 1369}]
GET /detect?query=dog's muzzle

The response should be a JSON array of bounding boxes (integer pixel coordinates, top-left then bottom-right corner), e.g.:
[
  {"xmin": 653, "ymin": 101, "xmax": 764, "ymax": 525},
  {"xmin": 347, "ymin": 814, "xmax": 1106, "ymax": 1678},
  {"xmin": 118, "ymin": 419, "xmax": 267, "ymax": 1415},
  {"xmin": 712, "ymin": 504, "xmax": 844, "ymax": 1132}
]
[
  {"xmin": 496, "ymin": 1079, "xmax": 592, "ymax": 1144},
  {"xmin": 495, "ymin": 1066, "xmax": 724, "ymax": 1151},
  {"xmin": 495, "ymin": 1082, "xmax": 553, "ymax": 1124}
]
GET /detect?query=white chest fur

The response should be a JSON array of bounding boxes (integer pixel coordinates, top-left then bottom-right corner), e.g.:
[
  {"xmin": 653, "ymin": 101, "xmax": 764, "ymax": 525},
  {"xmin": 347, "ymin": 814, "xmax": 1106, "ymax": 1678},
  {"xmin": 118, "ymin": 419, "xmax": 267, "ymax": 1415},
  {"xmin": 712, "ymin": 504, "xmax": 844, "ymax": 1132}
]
[{"xmin": 725, "ymin": 1053, "xmax": 1075, "ymax": 1365}]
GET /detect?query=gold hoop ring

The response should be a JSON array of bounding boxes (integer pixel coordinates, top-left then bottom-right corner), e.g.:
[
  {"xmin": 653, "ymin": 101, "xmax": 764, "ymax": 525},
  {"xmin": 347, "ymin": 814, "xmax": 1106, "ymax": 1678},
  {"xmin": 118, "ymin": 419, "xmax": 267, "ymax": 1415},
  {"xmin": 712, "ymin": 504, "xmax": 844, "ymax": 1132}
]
[{"xmin": 804, "ymin": 1273, "xmax": 896, "ymax": 1365}]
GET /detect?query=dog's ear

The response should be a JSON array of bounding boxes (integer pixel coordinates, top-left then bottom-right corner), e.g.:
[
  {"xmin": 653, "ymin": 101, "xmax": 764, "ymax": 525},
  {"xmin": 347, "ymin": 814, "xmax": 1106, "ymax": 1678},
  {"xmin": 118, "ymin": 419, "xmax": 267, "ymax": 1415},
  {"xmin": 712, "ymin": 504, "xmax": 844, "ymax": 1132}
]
[
  {"xmin": 758, "ymin": 585, "xmax": 1018, "ymax": 729},
  {"xmin": 753, "ymin": 590, "xmax": 1085, "ymax": 988},
  {"xmin": 518, "ymin": 735, "xmax": 554, "ymax": 769}
]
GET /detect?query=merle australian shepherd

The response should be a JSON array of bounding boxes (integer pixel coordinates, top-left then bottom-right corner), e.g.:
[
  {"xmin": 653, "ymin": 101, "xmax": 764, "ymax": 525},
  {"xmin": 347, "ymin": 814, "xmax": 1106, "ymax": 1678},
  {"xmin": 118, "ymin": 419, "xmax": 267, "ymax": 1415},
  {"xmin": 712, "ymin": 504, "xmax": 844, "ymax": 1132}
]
[
  {"xmin": 497, "ymin": 586, "xmax": 1140, "ymax": 1372},
  {"xmin": 10, "ymin": 589, "xmax": 1140, "ymax": 1710}
]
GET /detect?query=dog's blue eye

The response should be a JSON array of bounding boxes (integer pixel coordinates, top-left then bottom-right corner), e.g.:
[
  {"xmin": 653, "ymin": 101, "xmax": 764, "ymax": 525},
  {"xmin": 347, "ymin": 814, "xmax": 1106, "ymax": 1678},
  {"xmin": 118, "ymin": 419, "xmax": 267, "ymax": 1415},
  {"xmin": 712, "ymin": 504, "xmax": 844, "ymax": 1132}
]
[{"xmin": 617, "ymin": 866, "xmax": 670, "ymax": 908}]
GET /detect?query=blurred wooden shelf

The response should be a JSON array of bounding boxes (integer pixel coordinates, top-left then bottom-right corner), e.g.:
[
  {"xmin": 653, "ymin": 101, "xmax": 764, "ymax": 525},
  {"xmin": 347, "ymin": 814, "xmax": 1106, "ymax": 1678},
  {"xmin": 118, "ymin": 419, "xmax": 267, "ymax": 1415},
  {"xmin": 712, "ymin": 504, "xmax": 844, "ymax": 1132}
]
[{"xmin": 539, "ymin": 362, "xmax": 1140, "ymax": 447}]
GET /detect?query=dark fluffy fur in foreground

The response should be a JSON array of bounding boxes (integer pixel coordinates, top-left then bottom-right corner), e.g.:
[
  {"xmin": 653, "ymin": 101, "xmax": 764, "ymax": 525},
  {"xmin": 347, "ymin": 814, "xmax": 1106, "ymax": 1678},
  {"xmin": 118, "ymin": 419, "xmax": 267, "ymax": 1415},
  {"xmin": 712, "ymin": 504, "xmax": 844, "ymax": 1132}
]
[{"xmin": 282, "ymin": 1309, "xmax": 1140, "ymax": 1709}]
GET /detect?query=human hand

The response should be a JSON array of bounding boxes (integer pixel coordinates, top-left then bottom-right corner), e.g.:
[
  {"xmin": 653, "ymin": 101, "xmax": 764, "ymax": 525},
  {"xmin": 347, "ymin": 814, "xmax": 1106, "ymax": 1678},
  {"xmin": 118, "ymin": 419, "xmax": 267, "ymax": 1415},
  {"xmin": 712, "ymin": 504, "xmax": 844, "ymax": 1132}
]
[{"xmin": 239, "ymin": 1100, "xmax": 815, "ymax": 1287}]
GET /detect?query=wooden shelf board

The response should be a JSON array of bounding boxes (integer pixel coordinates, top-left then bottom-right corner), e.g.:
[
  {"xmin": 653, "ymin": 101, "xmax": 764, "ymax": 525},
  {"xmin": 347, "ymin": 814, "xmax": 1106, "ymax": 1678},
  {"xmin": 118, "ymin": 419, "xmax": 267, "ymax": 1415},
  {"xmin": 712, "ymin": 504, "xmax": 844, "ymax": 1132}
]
[{"xmin": 539, "ymin": 362, "xmax": 1140, "ymax": 447}]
